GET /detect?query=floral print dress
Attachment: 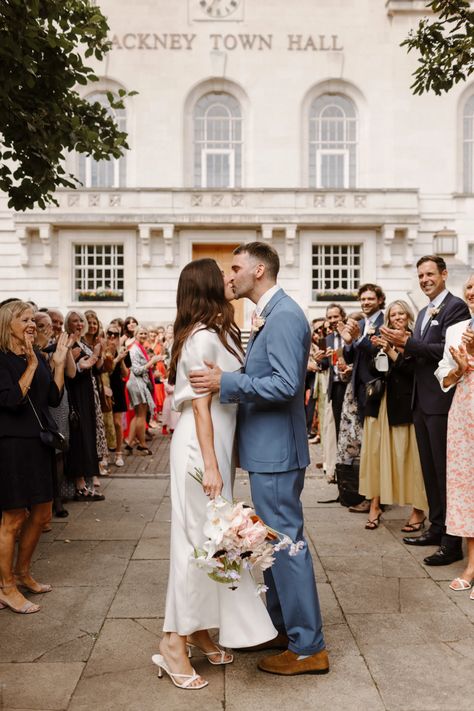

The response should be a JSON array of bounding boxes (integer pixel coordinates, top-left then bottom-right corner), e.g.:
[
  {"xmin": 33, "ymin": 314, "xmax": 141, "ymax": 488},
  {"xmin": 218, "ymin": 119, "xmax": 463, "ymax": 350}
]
[{"xmin": 446, "ymin": 360, "xmax": 474, "ymax": 537}]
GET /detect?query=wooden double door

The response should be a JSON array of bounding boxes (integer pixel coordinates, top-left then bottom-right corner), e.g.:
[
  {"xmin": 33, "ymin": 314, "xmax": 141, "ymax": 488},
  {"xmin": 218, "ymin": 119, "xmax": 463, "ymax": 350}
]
[{"xmin": 192, "ymin": 243, "xmax": 244, "ymax": 328}]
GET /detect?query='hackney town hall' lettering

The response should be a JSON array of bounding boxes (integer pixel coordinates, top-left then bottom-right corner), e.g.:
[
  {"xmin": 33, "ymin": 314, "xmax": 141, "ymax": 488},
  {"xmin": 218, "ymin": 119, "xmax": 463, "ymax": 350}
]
[{"xmin": 110, "ymin": 33, "xmax": 344, "ymax": 52}]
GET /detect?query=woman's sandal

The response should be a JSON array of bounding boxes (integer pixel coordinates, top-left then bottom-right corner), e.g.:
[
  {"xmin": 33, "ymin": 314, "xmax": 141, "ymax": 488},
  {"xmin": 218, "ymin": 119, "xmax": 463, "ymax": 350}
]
[
  {"xmin": 0, "ymin": 586, "xmax": 40, "ymax": 614},
  {"xmin": 15, "ymin": 575, "xmax": 52, "ymax": 595},
  {"xmin": 136, "ymin": 445, "xmax": 152, "ymax": 456},
  {"xmin": 151, "ymin": 654, "xmax": 208, "ymax": 689},
  {"xmin": 449, "ymin": 577, "xmax": 473, "ymax": 591},
  {"xmin": 74, "ymin": 487, "xmax": 105, "ymax": 502},
  {"xmin": 186, "ymin": 643, "xmax": 234, "ymax": 666},
  {"xmin": 401, "ymin": 517, "xmax": 426, "ymax": 533},
  {"xmin": 365, "ymin": 513, "xmax": 382, "ymax": 530}
]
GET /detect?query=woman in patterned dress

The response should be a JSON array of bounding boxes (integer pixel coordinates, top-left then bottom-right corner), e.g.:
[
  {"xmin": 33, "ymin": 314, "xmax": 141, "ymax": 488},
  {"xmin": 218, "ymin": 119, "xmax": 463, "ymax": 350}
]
[{"xmin": 435, "ymin": 274, "xmax": 474, "ymax": 594}]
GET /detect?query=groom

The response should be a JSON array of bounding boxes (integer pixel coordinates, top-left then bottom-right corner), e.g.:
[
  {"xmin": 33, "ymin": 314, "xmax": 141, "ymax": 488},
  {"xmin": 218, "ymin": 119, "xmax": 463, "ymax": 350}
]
[{"xmin": 189, "ymin": 242, "xmax": 328, "ymax": 676}]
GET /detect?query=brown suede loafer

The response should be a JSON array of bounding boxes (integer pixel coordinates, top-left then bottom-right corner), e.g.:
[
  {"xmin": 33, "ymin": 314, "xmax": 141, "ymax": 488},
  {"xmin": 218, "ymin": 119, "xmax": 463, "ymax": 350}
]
[
  {"xmin": 238, "ymin": 633, "xmax": 289, "ymax": 653},
  {"xmin": 258, "ymin": 649, "xmax": 329, "ymax": 676}
]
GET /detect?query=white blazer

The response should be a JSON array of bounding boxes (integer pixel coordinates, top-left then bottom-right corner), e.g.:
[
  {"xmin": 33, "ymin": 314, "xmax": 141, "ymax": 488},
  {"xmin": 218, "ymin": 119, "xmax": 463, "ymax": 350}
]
[{"xmin": 435, "ymin": 318, "xmax": 472, "ymax": 393}]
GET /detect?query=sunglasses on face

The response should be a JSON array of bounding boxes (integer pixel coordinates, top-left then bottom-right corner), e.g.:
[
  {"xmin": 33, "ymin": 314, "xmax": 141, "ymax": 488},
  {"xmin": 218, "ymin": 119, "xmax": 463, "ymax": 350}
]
[{"xmin": 107, "ymin": 331, "xmax": 119, "ymax": 337}]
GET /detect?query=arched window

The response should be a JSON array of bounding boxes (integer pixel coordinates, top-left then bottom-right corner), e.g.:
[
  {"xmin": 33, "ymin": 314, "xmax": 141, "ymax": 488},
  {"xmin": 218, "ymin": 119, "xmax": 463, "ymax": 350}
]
[
  {"xmin": 193, "ymin": 93, "xmax": 242, "ymax": 188},
  {"xmin": 78, "ymin": 92, "xmax": 126, "ymax": 188},
  {"xmin": 309, "ymin": 94, "xmax": 357, "ymax": 189},
  {"xmin": 463, "ymin": 95, "xmax": 474, "ymax": 192}
]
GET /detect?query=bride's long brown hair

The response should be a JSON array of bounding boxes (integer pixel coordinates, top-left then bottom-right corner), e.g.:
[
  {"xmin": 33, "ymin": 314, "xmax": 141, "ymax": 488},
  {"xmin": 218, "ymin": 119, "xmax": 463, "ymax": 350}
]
[{"xmin": 168, "ymin": 258, "xmax": 243, "ymax": 384}]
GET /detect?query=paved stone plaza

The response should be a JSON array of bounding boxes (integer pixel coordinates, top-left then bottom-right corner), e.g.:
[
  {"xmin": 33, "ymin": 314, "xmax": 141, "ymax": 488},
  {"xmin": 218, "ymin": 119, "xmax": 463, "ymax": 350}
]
[{"xmin": 1, "ymin": 433, "xmax": 473, "ymax": 711}]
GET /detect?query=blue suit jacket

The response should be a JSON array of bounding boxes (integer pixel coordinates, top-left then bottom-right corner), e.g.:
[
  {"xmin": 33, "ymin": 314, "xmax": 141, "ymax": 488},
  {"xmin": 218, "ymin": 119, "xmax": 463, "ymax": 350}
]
[
  {"xmin": 404, "ymin": 291, "xmax": 470, "ymax": 414},
  {"xmin": 220, "ymin": 289, "xmax": 311, "ymax": 473}
]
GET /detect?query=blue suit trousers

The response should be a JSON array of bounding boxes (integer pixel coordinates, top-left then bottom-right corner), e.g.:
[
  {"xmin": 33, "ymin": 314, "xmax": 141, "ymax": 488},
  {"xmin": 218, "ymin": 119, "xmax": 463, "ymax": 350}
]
[{"xmin": 249, "ymin": 468, "xmax": 325, "ymax": 655}]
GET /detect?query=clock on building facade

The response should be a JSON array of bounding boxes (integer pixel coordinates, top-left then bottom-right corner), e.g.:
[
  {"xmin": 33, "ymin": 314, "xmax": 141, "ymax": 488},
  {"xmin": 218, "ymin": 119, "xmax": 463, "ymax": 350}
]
[{"xmin": 199, "ymin": 0, "xmax": 242, "ymax": 19}]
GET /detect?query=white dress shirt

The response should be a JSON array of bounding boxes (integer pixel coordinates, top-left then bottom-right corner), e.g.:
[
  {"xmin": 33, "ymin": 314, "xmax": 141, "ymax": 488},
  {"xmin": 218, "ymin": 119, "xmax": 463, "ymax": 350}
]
[
  {"xmin": 420, "ymin": 288, "xmax": 449, "ymax": 334},
  {"xmin": 255, "ymin": 284, "xmax": 281, "ymax": 316}
]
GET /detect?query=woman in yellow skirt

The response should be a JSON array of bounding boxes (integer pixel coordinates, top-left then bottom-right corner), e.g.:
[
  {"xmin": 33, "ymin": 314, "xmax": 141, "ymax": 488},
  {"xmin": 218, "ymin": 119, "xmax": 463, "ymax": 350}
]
[{"xmin": 359, "ymin": 301, "xmax": 428, "ymax": 530}]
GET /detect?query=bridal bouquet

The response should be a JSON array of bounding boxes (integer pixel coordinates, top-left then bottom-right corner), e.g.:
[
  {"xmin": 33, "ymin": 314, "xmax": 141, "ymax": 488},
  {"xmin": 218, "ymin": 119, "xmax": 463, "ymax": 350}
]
[{"xmin": 189, "ymin": 468, "xmax": 304, "ymax": 593}]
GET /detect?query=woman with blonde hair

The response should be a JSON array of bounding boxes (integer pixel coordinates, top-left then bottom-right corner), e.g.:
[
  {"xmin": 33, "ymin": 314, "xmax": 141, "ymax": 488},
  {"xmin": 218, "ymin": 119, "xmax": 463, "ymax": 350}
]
[
  {"xmin": 359, "ymin": 300, "xmax": 427, "ymax": 530},
  {"xmin": 126, "ymin": 324, "xmax": 161, "ymax": 454},
  {"xmin": 0, "ymin": 301, "xmax": 68, "ymax": 614},
  {"xmin": 435, "ymin": 274, "xmax": 474, "ymax": 593}
]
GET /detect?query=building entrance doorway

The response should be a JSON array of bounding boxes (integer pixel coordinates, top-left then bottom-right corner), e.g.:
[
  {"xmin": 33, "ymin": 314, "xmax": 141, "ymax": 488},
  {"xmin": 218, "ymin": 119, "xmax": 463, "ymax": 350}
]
[{"xmin": 192, "ymin": 243, "xmax": 244, "ymax": 328}]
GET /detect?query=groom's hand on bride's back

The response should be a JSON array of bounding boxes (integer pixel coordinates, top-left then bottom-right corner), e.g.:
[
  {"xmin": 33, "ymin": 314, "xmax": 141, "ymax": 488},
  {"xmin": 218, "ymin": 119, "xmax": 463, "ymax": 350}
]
[{"xmin": 189, "ymin": 361, "xmax": 222, "ymax": 393}]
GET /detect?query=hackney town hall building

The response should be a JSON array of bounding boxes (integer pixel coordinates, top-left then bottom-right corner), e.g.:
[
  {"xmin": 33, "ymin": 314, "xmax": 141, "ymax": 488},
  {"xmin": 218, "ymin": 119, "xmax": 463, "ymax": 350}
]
[{"xmin": 1, "ymin": 0, "xmax": 474, "ymax": 327}]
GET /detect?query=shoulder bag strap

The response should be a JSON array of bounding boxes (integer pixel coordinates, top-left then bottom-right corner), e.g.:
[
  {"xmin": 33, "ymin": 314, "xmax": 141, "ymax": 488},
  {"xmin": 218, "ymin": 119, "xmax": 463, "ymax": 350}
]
[{"xmin": 27, "ymin": 394, "xmax": 46, "ymax": 431}]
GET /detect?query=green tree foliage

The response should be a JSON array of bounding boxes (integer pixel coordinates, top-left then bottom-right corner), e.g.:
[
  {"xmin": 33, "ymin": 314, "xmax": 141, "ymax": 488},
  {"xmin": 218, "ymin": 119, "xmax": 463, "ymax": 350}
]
[
  {"xmin": 403, "ymin": 0, "xmax": 474, "ymax": 95},
  {"xmin": 0, "ymin": 0, "xmax": 134, "ymax": 211}
]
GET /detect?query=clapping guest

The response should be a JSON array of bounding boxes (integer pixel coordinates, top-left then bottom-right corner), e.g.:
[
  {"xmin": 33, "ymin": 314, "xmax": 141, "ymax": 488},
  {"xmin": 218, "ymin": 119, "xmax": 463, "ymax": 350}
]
[
  {"xmin": 34, "ymin": 312, "xmax": 75, "ymax": 520},
  {"xmin": 126, "ymin": 325, "xmax": 159, "ymax": 454},
  {"xmin": 342, "ymin": 284, "xmax": 386, "ymax": 424},
  {"xmin": 359, "ymin": 301, "xmax": 427, "ymax": 530},
  {"xmin": 435, "ymin": 274, "xmax": 474, "ymax": 592},
  {"xmin": 64, "ymin": 311, "xmax": 105, "ymax": 501},
  {"xmin": 121, "ymin": 316, "xmax": 138, "ymax": 349},
  {"xmin": 321, "ymin": 304, "xmax": 348, "ymax": 439},
  {"xmin": 0, "ymin": 301, "xmax": 68, "ymax": 614},
  {"xmin": 382, "ymin": 256, "xmax": 470, "ymax": 565},
  {"xmin": 104, "ymin": 324, "xmax": 130, "ymax": 467}
]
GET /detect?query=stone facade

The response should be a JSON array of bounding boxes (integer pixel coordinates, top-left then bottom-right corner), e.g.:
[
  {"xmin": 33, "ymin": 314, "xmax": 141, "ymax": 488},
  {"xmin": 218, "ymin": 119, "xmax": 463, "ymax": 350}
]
[{"xmin": 1, "ymin": 0, "xmax": 474, "ymax": 325}]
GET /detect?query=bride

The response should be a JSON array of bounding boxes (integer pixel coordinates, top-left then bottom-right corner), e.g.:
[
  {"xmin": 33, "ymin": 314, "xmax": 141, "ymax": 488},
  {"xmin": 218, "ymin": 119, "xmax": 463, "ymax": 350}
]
[{"xmin": 152, "ymin": 258, "xmax": 276, "ymax": 689}]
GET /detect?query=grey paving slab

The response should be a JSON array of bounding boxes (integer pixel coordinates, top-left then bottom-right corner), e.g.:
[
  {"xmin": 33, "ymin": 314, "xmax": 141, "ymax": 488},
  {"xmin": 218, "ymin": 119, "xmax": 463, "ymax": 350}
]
[
  {"xmin": 107, "ymin": 559, "xmax": 169, "ymax": 618},
  {"xmin": 132, "ymin": 537, "xmax": 170, "ymax": 560},
  {"xmin": 1, "ymin": 585, "xmax": 115, "ymax": 662},
  {"xmin": 68, "ymin": 667, "xmax": 224, "ymax": 711},
  {"xmin": 328, "ymin": 571, "xmax": 401, "ymax": 614},
  {"xmin": 32, "ymin": 540, "xmax": 135, "ymax": 587},
  {"xmin": 227, "ymin": 624, "xmax": 384, "ymax": 711},
  {"xmin": 81, "ymin": 618, "xmax": 162, "ymax": 678},
  {"xmin": 347, "ymin": 608, "xmax": 472, "ymax": 649},
  {"xmin": 399, "ymin": 578, "xmax": 457, "ymax": 613},
  {"xmin": 364, "ymin": 642, "xmax": 474, "ymax": 711},
  {"xmin": 140, "ymin": 521, "xmax": 171, "ymax": 539},
  {"xmin": 53, "ymin": 519, "xmax": 146, "ymax": 541},
  {"xmin": 0, "ymin": 662, "xmax": 84, "ymax": 710}
]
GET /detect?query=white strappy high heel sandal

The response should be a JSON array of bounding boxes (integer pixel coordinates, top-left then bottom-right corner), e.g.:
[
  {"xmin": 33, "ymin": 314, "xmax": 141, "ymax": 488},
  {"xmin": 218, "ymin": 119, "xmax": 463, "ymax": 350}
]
[
  {"xmin": 186, "ymin": 643, "xmax": 234, "ymax": 665},
  {"xmin": 151, "ymin": 654, "xmax": 208, "ymax": 690}
]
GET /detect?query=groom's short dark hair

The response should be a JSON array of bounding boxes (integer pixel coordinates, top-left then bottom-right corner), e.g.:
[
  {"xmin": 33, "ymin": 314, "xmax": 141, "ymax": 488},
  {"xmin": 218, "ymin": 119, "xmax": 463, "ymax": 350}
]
[{"xmin": 233, "ymin": 242, "xmax": 280, "ymax": 279}]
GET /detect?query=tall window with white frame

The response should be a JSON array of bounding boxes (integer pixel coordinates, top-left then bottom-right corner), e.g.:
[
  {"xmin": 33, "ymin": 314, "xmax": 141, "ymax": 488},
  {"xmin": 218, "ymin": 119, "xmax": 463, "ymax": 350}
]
[
  {"xmin": 193, "ymin": 92, "xmax": 242, "ymax": 188},
  {"xmin": 77, "ymin": 92, "xmax": 126, "ymax": 188},
  {"xmin": 309, "ymin": 94, "xmax": 357, "ymax": 189},
  {"xmin": 463, "ymin": 95, "xmax": 474, "ymax": 192},
  {"xmin": 312, "ymin": 244, "xmax": 361, "ymax": 301},
  {"xmin": 468, "ymin": 243, "xmax": 474, "ymax": 268},
  {"xmin": 74, "ymin": 244, "xmax": 125, "ymax": 302}
]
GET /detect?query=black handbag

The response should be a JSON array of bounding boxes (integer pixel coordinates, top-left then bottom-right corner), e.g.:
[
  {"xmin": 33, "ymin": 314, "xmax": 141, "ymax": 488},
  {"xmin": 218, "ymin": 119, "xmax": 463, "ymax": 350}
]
[
  {"xmin": 335, "ymin": 463, "xmax": 365, "ymax": 507},
  {"xmin": 365, "ymin": 377, "xmax": 385, "ymax": 404},
  {"xmin": 68, "ymin": 405, "xmax": 80, "ymax": 430},
  {"xmin": 28, "ymin": 395, "xmax": 68, "ymax": 452}
]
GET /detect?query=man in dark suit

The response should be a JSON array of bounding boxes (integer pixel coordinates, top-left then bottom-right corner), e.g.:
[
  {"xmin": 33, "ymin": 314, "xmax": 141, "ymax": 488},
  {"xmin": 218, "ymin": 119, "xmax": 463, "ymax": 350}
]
[
  {"xmin": 381, "ymin": 255, "xmax": 470, "ymax": 566},
  {"xmin": 320, "ymin": 303, "xmax": 348, "ymax": 438},
  {"xmin": 343, "ymin": 284, "xmax": 385, "ymax": 424}
]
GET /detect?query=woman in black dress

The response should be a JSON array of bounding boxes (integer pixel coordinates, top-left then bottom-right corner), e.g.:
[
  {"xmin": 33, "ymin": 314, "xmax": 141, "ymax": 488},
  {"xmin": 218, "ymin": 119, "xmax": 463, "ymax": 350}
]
[
  {"xmin": 104, "ymin": 324, "xmax": 130, "ymax": 467},
  {"xmin": 0, "ymin": 301, "xmax": 68, "ymax": 614},
  {"xmin": 64, "ymin": 311, "xmax": 105, "ymax": 501}
]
